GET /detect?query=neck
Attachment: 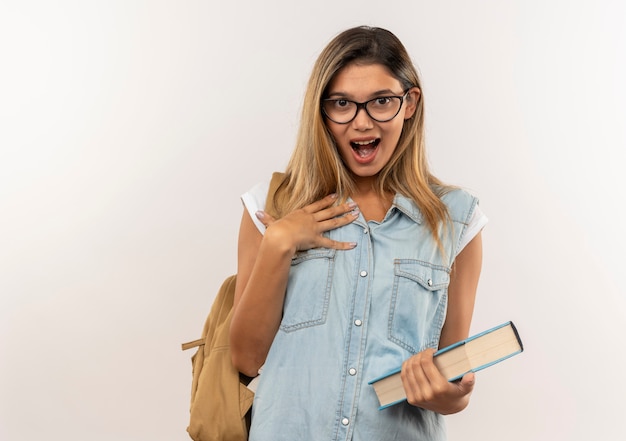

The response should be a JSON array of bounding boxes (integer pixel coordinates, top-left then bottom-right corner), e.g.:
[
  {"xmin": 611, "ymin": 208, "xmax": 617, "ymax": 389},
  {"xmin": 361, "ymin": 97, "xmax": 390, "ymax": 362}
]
[{"xmin": 350, "ymin": 180, "xmax": 394, "ymax": 222}]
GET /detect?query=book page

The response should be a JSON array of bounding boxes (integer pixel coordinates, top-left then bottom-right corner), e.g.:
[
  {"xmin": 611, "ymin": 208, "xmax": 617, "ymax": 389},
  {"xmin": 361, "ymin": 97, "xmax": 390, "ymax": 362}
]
[
  {"xmin": 434, "ymin": 345, "xmax": 472, "ymax": 380},
  {"xmin": 466, "ymin": 324, "xmax": 521, "ymax": 369}
]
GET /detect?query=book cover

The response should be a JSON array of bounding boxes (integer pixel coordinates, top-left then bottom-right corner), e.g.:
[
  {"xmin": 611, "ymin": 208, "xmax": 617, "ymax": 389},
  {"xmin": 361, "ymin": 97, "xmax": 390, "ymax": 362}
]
[{"xmin": 368, "ymin": 321, "xmax": 523, "ymax": 410}]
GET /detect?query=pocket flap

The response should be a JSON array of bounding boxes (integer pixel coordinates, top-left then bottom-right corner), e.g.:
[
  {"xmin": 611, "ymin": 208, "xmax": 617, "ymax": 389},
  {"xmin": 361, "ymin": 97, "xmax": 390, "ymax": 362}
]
[
  {"xmin": 394, "ymin": 259, "xmax": 450, "ymax": 290},
  {"xmin": 291, "ymin": 247, "xmax": 336, "ymax": 265}
]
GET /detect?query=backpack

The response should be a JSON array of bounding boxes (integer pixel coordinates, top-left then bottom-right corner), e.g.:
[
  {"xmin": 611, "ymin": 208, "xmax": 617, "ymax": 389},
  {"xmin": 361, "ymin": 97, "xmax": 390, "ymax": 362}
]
[{"xmin": 181, "ymin": 173, "xmax": 284, "ymax": 441}]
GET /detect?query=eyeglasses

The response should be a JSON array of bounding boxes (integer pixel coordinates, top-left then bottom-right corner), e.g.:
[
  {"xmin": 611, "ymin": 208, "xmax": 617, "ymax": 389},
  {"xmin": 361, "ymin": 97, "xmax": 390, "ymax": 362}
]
[{"xmin": 321, "ymin": 90, "xmax": 410, "ymax": 124}]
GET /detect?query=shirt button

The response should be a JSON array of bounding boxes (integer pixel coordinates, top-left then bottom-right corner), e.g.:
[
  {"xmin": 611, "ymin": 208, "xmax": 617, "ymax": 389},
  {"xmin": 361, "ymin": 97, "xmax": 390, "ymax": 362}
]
[
  {"xmin": 354, "ymin": 319, "xmax": 362, "ymax": 326},
  {"xmin": 360, "ymin": 270, "xmax": 368, "ymax": 277},
  {"xmin": 349, "ymin": 368, "xmax": 357, "ymax": 376},
  {"xmin": 427, "ymin": 278, "xmax": 433, "ymax": 287},
  {"xmin": 341, "ymin": 418, "xmax": 349, "ymax": 426},
  {"xmin": 363, "ymin": 228, "xmax": 368, "ymax": 234}
]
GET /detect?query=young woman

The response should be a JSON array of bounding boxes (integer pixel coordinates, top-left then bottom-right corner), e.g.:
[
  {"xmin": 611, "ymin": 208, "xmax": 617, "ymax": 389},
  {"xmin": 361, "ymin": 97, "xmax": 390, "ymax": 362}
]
[{"xmin": 229, "ymin": 26, "xmax": 486, "ymax": 441}]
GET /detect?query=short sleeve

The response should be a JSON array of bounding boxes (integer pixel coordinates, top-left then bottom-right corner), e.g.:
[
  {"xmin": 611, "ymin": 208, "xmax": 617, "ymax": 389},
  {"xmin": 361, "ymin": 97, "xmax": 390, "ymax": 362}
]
[
  {"xmin": 456, "ymin": 204, "xmax": 487, "ymax": 256},
  {"xmin": 241, "ymin": 180, "xmax": 270, "ymax": 235}
]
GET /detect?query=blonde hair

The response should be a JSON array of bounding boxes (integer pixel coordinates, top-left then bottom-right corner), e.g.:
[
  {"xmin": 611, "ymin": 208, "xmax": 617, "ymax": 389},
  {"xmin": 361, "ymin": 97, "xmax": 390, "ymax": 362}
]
[{"xmin": 274, "ymin": 26, "xmax": 451, "ymax": 242}]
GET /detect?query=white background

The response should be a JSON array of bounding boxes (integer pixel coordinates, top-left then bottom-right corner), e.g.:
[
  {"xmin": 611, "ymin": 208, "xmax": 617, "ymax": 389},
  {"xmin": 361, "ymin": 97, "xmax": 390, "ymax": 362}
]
[{"xmin": 1, "ymin": 1, "xmax": 625, "ymax": 440}]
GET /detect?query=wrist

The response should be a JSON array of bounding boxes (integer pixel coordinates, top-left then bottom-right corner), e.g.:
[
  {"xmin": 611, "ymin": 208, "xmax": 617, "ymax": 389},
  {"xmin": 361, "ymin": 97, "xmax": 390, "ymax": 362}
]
[{"xmin": 262, "ymin": 224, "xmax": 297, "ymax": 257}]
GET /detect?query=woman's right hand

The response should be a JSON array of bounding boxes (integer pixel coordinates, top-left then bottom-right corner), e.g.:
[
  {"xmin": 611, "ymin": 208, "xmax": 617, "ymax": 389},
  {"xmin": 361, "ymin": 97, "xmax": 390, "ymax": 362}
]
[
  {"xmin": 231, "ymin": 194, "xmax": 359, "ymax": 376},
  {"xmin": 255, "ymin": 194, "xmax": 359, "ymax": 254}
]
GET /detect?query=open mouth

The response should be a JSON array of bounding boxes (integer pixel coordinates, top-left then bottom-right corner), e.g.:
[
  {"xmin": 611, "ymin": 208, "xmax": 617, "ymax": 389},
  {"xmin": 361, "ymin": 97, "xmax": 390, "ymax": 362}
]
[{"xmin": 350, "ymin": 138, "xmax": 380, "ymax": 158}]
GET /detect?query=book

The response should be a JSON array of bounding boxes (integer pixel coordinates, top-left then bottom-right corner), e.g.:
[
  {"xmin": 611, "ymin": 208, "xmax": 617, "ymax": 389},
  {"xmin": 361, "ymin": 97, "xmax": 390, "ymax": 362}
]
[{"xmin": 368, "ymin": 321, "xmax": 523, "ymax": 409}]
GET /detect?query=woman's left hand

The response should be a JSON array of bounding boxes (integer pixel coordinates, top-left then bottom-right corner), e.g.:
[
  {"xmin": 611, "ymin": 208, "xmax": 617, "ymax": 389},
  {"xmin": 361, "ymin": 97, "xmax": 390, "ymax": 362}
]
[{"xmin": 400, "ymin": 348, "xmax": 475, "ymax": 415}]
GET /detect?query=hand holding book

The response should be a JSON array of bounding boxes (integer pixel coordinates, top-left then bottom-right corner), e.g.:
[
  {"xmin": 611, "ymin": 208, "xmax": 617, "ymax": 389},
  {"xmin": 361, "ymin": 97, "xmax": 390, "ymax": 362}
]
[
  {"xmin": 400, "ymin": 347, "xmax": 477, "ymax": 415},
  {"xmin": 369, "ymin": 321, "xmax": 523, "ymax": 410}
]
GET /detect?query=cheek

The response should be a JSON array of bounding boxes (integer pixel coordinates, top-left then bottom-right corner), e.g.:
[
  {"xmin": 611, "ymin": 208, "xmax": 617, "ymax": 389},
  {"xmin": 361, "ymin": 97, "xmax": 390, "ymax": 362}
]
[
  {"xmin": 326, "ymin": 125, "xmax": 349, "ymax": 151},
  {"xmin": 385, "ymin": 121, "xmax": 405, "ymax": 143},
  {"xmin": 335, "ymin": 142, "xmax": 353, "ymax": 161},
  {"xmin": 325, "ymin": 123, "xmax": 342, "ymax": 142}
]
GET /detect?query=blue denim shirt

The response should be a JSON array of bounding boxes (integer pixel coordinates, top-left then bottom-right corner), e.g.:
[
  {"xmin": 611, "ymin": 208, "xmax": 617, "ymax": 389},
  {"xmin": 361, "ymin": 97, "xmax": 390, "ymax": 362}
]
[{"xmin": 249, "ymin": 189, "xmax": 479, "ymax": 441}]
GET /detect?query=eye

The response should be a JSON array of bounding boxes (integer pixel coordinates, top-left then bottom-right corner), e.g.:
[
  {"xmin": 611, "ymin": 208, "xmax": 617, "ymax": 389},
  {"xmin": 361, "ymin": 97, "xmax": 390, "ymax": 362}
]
[
  {"xmin": 334, "ymin": 99, "xmax": 350, "ymax": 108},
  {"xmin": 373, "ymin": 97, "xmax": 392, "ymax": 107}
]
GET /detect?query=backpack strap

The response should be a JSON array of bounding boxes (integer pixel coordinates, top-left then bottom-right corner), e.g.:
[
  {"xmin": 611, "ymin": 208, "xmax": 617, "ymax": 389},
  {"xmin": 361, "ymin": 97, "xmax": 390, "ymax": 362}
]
[
  {"xmin": 263, "ymin": 171, "xmax": 286, "ymax": 220},
  {"xmin": 181, "ymin": 338, "xmax": 204, "ymax": 350}
]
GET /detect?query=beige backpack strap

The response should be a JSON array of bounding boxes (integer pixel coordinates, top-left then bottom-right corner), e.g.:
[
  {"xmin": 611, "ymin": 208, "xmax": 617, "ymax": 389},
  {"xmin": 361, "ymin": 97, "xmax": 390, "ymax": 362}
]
[
  {"xmin": 263, "ymin": 171, "xmax": 286, "ymax": 219},
  {"xmin": 181, "ymin": 339, "xmax": 204, "ymax": 351}
]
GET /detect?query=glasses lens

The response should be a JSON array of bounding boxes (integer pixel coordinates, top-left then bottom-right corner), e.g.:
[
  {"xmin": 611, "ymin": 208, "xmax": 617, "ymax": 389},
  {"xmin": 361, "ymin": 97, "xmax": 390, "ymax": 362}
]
[
  {"xmin": 366, "ymin": 97, "xmax": 402, "ymax": 122},
  {"xmin": 323, "ymin": 99, "xmax": 357, "ymax": 124}
]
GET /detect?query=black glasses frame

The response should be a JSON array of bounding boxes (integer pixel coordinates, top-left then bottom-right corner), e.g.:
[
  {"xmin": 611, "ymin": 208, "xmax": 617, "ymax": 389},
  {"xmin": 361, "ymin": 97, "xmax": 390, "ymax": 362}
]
[{"xmin": 321, "ymin": 89, "xmax": 411, "ymax": 124}]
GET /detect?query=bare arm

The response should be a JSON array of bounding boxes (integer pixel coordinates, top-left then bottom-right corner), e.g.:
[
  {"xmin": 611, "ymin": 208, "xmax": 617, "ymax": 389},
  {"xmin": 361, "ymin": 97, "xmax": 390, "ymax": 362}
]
[
  {"xmin": 439, "ymin": 231, "xmax": 483, "ymax": 348},
  {"xmin": 230, "ymin": 195, "xmax": 359, "ymax": 377},
  {"xmin": 400, "ymin": 232, "xmax": 483, "ymax": 414},
  {"xmin": 229, "ymin": 210, "xmax": 292, "ymax": 377}
]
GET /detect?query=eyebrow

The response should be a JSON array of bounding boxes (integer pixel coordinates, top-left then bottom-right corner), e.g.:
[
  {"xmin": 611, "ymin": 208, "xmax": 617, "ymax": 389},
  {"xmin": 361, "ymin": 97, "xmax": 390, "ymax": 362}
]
[{"xmin": 326, "ymin": 88, "xmax": 400, "ymax": 99}]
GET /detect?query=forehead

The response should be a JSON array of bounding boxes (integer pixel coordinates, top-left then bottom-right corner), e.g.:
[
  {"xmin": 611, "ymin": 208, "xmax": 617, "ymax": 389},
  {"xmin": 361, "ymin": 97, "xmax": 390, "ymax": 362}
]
[{"xmin": 327, "ymin": 63, "xmax": 403, "ymax": 97}]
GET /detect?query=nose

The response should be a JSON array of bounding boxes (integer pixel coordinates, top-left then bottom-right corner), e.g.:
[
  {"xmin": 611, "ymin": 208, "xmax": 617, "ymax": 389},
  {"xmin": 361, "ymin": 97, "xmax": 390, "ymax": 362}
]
[{"xmin": 351, "ymin": 105, "xmax": 373, "ymax": 130}]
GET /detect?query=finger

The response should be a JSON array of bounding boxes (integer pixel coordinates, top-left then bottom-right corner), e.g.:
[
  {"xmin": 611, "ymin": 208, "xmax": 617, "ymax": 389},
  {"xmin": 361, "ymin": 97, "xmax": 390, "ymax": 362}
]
[
  {"xmin": 457, "ymin": 372, "xmax": 475, "ymax": 395},
  {"xmin": 401, "ymin": 353, "xmax": 430, "ymax": 404},
  {"xmin": 302, "ymin": 194, "xmax": 339, "ymax": 214},
  {"xmin": 420, "ymin": 348, "xmax": 446, "ymax": 382},
  {"xmin": 314, "ymin": 201, "xmax": 358, "ymax": 222},
  {"xmin": 418, "ymin": 348, "xmax": 454, "ymax": 396},
  {"xmin": 317, "ymin": 209, "xmax": 360, "ymax": 231},
  {"xmin": 316, "ymin": 237, "xmax": 357, "ymax": 250},
  {"xmin": 255, "ymin": 210, "xmax": 276, "ymax": 227}
]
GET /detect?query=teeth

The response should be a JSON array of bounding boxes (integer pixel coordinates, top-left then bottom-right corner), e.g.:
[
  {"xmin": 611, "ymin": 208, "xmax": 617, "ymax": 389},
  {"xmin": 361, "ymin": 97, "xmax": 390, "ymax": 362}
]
[{"xmin": 353, "ymin": 140, "xmax": 376, "ymax": 146}]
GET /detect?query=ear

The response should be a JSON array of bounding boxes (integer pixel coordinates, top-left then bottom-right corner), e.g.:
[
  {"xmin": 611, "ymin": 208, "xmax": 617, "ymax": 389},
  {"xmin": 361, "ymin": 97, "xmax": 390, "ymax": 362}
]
[{"xmin": 403, "ymin": 87, "xmax": 421, "ymax": 120}]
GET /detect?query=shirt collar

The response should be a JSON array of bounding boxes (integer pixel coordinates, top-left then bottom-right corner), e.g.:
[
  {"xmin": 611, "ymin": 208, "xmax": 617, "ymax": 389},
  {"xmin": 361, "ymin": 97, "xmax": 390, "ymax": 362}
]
[{"xmin": 391, "ymin": 193, "xmax": 424, "ymax": 225}]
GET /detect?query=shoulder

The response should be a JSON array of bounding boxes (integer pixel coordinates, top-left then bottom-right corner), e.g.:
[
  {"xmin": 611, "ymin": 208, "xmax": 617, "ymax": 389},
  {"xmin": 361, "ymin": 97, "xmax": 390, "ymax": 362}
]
[
  {"xmin": 437, "ymin": 187, "xmax": 488, "ymax": 257},
  {"xmin": 240, "ymin": 172, "xmax": 286, "ymax": 235},
  {"xmin": 241, "ymin": 180, "xmax": 271, "ymax": 235},
  {"xmin": 437, "ymin": 187, "xmax": 479, "ymax": 225},
  {"xmin": 242, "ymin": 180, "xmax": 270, "ymax": 211}
]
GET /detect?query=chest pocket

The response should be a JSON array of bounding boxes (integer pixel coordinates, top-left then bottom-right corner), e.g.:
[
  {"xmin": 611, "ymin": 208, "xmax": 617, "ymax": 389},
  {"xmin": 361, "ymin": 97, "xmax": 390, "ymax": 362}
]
[
  {"xmin": 280, "ymin": 248, "xmax": 336, "ymax": 332},
  {"xmin": 389, "ymin": 259, "xmax": 450, "ymax": 353}
]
